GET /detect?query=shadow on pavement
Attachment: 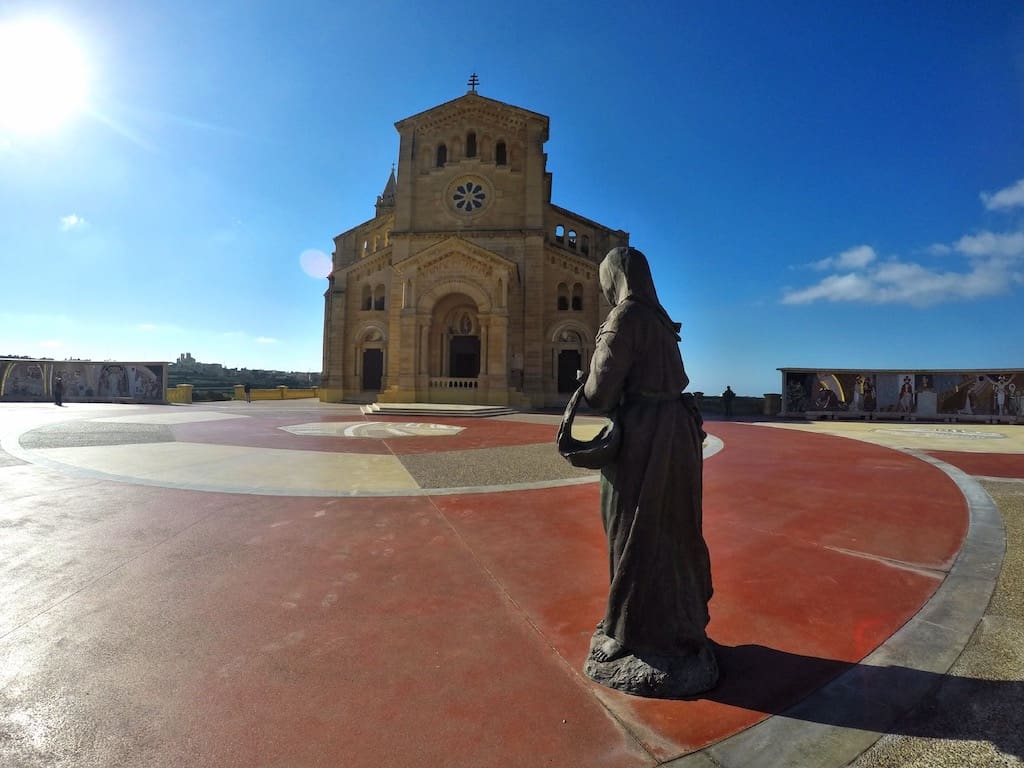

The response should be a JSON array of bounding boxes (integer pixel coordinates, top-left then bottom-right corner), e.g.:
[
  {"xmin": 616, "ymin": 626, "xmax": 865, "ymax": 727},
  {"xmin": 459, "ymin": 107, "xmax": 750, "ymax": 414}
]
[{"xmin": 705, "ymin": 643, "xmax": 1024, "ymax": 759}]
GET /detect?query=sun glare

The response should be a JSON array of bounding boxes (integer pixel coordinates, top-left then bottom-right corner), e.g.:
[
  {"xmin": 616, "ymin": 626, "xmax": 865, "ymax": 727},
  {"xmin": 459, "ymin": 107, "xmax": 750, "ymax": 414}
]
[{"xmin": 0, "ymin": 17, "xmax": 90, "ymax": 135}]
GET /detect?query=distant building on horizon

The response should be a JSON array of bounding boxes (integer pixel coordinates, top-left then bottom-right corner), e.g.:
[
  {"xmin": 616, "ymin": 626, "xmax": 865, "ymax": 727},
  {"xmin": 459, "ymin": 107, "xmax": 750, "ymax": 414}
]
[
  {"xmin": 320, "ymin": 83, "xmax": 628, "ymax": 406},
  {"xmin": 173, "ymin": 352, "xmax": 224, "ymax": 375}
]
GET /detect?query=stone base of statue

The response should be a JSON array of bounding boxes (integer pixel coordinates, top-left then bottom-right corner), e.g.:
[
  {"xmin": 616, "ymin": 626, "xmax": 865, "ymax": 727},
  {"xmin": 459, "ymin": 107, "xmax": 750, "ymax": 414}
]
[{"xmin": 583, "ymin": 628, "xmax": 719, "ymax": 699}]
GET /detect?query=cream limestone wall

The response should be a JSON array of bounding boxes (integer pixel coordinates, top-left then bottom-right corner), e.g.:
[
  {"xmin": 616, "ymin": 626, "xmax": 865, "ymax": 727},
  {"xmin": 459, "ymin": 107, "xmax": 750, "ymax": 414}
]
[{"xmin": 321, "ymin": 90, "xmax": 628, "ymax": 407}]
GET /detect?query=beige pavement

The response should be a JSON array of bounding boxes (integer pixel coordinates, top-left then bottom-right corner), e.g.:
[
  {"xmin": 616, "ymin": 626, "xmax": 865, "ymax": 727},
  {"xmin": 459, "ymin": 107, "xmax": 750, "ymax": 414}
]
[{"xmin": 758, "ymin": 420, "xmax": 1024, "ymax": 454}]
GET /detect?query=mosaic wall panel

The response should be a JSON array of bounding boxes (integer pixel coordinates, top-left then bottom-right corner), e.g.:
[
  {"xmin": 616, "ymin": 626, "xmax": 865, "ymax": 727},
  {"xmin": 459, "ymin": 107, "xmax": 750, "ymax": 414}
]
[
  {"xmin": 0, "ymin": 360, "xmax": 167, "ymax": 403},
  {"xmin": 782, "ymin": 370, "xmax": 1022, "ymax": 416}
]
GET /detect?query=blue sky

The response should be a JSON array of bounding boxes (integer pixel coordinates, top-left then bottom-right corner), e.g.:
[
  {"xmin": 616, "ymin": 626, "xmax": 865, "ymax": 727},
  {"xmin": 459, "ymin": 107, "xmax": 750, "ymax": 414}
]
[{"xmin": 1, "ymin": 1, "xmax": 1022, "ymax": 395}]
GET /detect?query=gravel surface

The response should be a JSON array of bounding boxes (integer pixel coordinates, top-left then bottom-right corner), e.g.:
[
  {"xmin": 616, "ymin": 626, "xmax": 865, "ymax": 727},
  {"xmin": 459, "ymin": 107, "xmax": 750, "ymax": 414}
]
[
  {"xmin": 398, "ymin": 442, "xmax": 597, "ymax": 488},
  {"xmin": 850, "ymin": 479, "xmax": 1024, "ymax": 767},
  {"xmin": 18, "ymin": 421, "xmax": 175, "ymax": 449}
]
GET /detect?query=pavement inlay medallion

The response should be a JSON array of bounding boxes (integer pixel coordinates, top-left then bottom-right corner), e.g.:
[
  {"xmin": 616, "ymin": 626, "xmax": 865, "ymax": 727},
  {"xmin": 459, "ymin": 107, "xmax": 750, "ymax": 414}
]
[{"xmin": 280, "ymin": 421, "xmax": 465, "ymax": 438}]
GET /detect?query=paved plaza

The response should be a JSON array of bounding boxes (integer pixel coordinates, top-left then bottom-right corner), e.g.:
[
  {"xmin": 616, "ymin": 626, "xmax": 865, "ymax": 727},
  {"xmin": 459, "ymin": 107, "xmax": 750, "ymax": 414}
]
[{"xmin": 1, "ymin": 401, "xmax": 1021, "ymax": 767}]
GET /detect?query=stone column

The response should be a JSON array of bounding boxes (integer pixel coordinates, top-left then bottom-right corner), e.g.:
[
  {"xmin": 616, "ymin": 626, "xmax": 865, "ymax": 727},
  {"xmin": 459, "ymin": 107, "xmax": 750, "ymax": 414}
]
[
  {"xmin": 480, "ymin": 320, "xmax": 489, "ymax": 377},
  {"xmin": 488, "ymin": 313, "xmax": 509, "ymax": 403},
  {"xmin": 321, "ymin": 286, "xmax": 347, "ymax": 402},
  {"xmin": 418, "ymin": 320, "xmax": 429, "ymax": 375},
  {"xmin": 521, "ymin": 234, "xmax": 545, "ymax": 402},
  {"xmin": 395, "ymin": 310, "xmax": 418, "ymax": 401}
]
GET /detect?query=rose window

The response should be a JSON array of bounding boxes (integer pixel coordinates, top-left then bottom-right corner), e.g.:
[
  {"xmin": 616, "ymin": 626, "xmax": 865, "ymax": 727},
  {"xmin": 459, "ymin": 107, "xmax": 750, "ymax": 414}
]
[{"xmin": 452, "ymin": 181, "xmax": 486, "ymax": 213}]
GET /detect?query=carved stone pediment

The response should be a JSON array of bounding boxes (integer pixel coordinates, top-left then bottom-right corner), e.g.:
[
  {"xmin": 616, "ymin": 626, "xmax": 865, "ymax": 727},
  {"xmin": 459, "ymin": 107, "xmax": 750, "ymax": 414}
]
[
  {"xmin": 396, "ymin": 93, "xmax": 546, "ymax": 140},
  {"xmin": 398, "ymin": 237, "xmax": 517, "ymax": 281}
]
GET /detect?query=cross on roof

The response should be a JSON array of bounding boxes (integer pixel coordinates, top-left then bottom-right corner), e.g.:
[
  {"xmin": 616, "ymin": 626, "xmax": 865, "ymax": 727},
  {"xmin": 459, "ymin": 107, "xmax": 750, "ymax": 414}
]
[{"xmin": 467, "ymin": 72, "xmax": 479, "ymax": 92}]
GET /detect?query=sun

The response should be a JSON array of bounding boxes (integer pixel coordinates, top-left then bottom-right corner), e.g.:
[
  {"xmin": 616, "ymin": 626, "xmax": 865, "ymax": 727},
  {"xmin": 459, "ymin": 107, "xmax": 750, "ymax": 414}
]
[{"xmin": 0, "ymin": 17, "xmax": 90, "ymax": 136}]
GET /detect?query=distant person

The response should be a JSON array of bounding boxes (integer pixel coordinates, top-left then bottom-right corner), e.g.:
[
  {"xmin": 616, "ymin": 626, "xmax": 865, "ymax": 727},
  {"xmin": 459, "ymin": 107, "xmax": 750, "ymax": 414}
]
[
  {"xmin": 721, "ymin": 385, "xmax": 736, "ymax": 418},
  {"xmin": 244, "ymin": 382, "xmax": 252, "ymax": 403},
  {"xmin": 54, "ymin": 376, "xmax": 64, "ymax": 407}
]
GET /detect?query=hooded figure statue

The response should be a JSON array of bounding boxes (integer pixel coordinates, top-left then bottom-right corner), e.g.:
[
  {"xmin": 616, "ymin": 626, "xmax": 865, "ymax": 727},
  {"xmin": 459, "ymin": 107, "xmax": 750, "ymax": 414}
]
[{"xmin": 582, "ymin": 246, "xmax": 718, "ymax": 697}]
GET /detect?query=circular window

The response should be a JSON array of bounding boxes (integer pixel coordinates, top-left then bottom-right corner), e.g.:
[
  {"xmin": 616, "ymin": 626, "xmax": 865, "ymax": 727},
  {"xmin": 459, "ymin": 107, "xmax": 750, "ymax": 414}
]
[{"xmin": 447, "ymin": 176, "xmax": 490, "ymax": 216}]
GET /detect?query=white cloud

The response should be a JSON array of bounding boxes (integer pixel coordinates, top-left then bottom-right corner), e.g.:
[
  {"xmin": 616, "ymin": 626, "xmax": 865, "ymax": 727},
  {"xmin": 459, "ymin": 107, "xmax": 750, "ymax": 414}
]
[
  {"xmin": 953, "ymin": 230, "xmax": 1024, "ymax": 258},
  {"xmin": 811, "ymin": 245, "xmax": 877, "ymax": 271},
  {"xmin": 784, "ymin": 180, "xmax": 1024, "ymax": 308},
  {"xmin": 981, "ymin": 179, "xmax": 1024, "ymax": 211},
  {"xmin": 38, "ymin": 339, "xmax": 64, "ymax": 349},
  {"xmin": 256, "ymin": 336, "xmax": 279, "ymax": 344},
  {"xmin": 782, "ymin": 273, "xmax": 875, "ymax": 304},
  {"xmin": 135, "ymin": 322, "xmax": 182, "ymax": 333},
  {"xmin": 59, "ymin": 214, "xmax": 87, "ymax": 231},
  {"xmin": 782, "ymin": 252, "xmax": 1023, "ymax": 307}
]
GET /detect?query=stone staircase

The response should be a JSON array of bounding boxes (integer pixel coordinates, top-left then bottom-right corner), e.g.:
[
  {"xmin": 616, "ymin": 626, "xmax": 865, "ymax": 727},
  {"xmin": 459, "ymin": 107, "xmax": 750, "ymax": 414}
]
[{"xmin": 359, "ymin": 402, "xmax": 519, "ymax": 418}]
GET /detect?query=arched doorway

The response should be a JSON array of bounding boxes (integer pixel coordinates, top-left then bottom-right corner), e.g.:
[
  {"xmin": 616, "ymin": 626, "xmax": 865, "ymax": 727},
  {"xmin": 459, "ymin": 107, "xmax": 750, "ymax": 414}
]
[
  {"xmin": 412, "ymin": 272, "xmax": 508, "ymax": 405},
  {"xmin": 450, "ymin": 335, "xmax": 480, "ymax": 377},
  {"xmin": 356, "ymin": 326, "xmax": 385, "ymax": 392},
  {"xmin": 550, "ymin": 323, "xmax": 592, "ymax": 397},
  {"xmin": 429, "ymin": 293, "xmax": 481, "ymax": 381},
  {"xmin": 362, "ymin": 349, "xmax": 383, "ymax": 391},
  {"xmin": 557, "ymin": 347, "xmax": 582, "ymax": 393}
]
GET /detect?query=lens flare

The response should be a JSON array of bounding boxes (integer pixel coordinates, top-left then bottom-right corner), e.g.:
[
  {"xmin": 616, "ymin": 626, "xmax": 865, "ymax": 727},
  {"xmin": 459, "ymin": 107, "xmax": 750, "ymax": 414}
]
[{"xmin": 300, "ymin": 249, "xmax": 332, "ymax": 279}]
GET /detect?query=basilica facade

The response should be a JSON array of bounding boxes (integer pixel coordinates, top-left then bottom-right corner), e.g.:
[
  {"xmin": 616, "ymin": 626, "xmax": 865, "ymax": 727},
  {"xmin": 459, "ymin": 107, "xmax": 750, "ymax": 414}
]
[{"xmin": 320, "ymin": 86, "xmax": 628, "ymax": 407}]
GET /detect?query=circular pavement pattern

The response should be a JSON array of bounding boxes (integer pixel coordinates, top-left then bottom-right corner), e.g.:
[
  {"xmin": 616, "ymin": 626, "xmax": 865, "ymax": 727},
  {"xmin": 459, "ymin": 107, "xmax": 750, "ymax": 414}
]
[{"xmin": 280, "ymin": 421, "xmax": 466, "ymax": 438}]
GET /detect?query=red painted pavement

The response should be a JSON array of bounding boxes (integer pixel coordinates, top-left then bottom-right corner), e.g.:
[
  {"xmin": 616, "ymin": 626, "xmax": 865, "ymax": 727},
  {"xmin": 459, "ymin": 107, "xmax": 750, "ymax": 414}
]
[
  {"xmin": 925, "ymin": 449, "xmax": 1024, "ymax": 479},
  {"xmin": 0, "ymin": 419, "xmax": 969, "ymax": 766},
  {"xmin": 433, "ymin": 423, "xmax": 966, "ymax": 759}
]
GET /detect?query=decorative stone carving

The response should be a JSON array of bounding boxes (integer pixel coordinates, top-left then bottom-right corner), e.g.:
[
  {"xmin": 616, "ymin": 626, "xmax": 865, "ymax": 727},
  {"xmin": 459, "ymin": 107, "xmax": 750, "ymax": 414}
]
[{"xmin": 420, "ymin": 252, "xmax": 496, "ymax": 279}]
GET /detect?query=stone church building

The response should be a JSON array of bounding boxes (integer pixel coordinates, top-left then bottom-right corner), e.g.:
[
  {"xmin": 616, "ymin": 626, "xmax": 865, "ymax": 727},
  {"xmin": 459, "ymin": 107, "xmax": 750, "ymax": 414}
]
[{"xmin": 320, "ymin": 85, "xmax": 629, "ymax": 407}]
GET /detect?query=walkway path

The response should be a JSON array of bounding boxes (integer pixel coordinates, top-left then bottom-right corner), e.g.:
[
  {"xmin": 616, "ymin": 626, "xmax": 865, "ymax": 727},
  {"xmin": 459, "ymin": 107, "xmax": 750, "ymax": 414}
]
[{"xmin": 0, "ymin": 402, "xmax": 1016, "ymax": 767}]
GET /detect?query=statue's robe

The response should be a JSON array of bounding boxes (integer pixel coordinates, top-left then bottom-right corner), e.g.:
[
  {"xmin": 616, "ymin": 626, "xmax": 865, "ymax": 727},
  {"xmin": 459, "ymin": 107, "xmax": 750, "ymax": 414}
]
[{"xmin": 584, "ymin": 248, "xmax": 713, "ymax": 658}]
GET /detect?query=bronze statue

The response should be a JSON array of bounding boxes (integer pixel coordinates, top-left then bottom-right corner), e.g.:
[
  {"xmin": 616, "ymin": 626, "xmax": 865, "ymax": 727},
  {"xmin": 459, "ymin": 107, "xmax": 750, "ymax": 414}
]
[{"xmin": 580, "ymin": 246, "xmax": 718, "ymax": 698}]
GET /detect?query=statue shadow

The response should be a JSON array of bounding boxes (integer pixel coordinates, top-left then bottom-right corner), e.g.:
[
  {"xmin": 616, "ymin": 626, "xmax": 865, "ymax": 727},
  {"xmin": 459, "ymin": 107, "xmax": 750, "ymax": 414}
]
[{"xmin": 704, "ymin": 643, "xmax": 1024, "ymax": 759}]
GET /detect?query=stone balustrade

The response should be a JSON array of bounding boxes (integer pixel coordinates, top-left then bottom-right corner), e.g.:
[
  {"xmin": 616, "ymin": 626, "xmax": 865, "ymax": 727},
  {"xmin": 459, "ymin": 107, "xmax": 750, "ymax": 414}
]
[{"xmin": 428, "ymin": 377, "xmax": 480, "ymax": 390}]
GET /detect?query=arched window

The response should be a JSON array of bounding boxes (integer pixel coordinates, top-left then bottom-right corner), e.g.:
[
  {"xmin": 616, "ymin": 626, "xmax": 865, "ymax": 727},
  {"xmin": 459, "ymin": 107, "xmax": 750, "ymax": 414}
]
[
  {"xmin": 571, "ymin": 283, "xmax": 583, "ymax": 311},
  {"xmin": 581, "ymin": 235, "xmax": 590, "ymax": 256},
  {"xmin": 362, "ymin": 240, "xmax": 369, "ymax": 256},
  {"xmin": 361, "ymin": 284, "xmax": 372, "ymax": 311},
  {"xmin": 495, "ymin": 141, "xmax": 507, "ymax": 166},
  {"xmin": 567, "ymin": 230, "xmax": 577, "ymax": 250},
  {"xmin": 373, "ymin": 284, "xmax": 385, "ymax": 311},
  {"xmin": 466, "ymin": 132, "xmax": 477, "ymax": 158},
  {"xmin": 436, "ymin": 143, "xmax": 447, "ymax": 167},
  {"xmin": 557, "ymin": 282, "xmax": 569, "ymax": 311},
  {"xmin": 555, "ymin": 225, "xmax": 564, "ymax": 245}
]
